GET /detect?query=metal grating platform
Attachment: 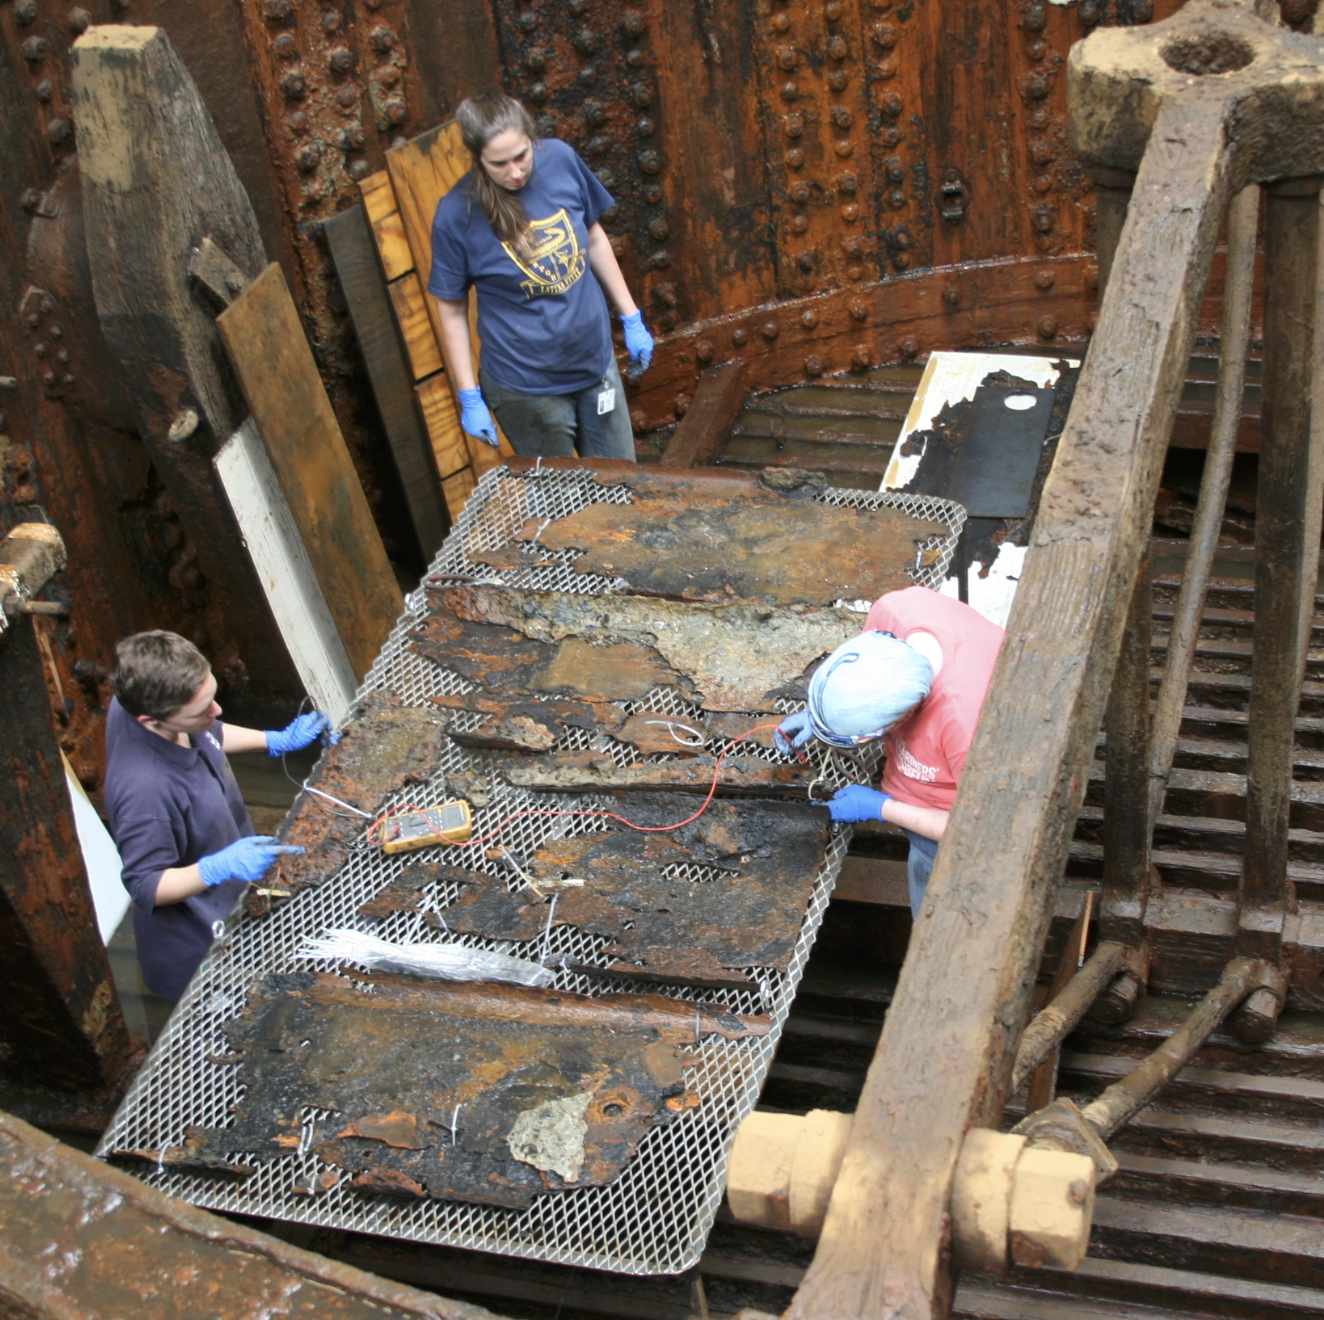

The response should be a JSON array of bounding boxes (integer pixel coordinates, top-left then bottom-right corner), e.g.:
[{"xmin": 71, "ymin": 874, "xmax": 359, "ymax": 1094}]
[{"xmin": 98, "ymin": 465, "xmax": 964, "ymax": 1276}]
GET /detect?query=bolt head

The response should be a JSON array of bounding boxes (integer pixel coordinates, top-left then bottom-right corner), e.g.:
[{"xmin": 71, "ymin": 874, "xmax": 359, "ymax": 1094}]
[
  {"xmin": 804, "ymin": 355, "xmax": 824, "ymax": 375},
  {"xmin": 732, "ymin": 327, "xmax": 748, "ymax": 346},
  {"xmin": 695, "ymin": 340, "xmax": 714, "ymax": 363}
]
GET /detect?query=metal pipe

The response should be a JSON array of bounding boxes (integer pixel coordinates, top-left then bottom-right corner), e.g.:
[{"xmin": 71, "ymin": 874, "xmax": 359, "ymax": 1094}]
[
  {"xmin": 1080, "ymin": 957, "xmax": 1266, "ymax": 1141},
  {"xmin": 1148, "ymin": 185, "xmax": 1260, "ymax": 828},
  {"xmin": 1009, "ymin": 941, "xmax": 1131, "ymax": 1097}
]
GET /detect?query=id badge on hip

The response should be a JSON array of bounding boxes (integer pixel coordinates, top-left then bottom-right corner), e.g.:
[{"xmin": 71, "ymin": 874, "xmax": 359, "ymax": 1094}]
[{"xmin": 596, "ymin": 379, "xmax": 616, "ymax": 415}]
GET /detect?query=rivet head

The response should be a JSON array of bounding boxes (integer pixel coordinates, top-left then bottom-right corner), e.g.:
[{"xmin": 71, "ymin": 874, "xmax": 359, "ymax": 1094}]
[
  {"xmin": 578, "ymin": 65, "xmax": 598, "ymax": 87},
  {"xmin": 831, "ymin": 106, "xmax": 853, "ymax": 130},
  {"xmin": 852, "ymin": 344, "xmax": 874, "ymax": 369},
  {"xmin": 1033, "ymin": 174, "xmax": 1053, "ymax": 194},
  {"xmin": 322, "ymin": 9, "xmax": 342, "ymax": 32},
  {"xmin": 732, "ymin": 327, "xmax": 748, "ymax": 346},
  {"xmin": 384, "ymin": 100, "xmax": 407, "ymax": 125},
  {"xmin": 837, "ymin": 171, "xmax": 857, "ymax": 194},
  {"xmin": 789, "ymin": 181, "xmax": 810, "ymax": 203},
  {"xmin": 785, "ymin": 148, "xmax": 805, "ymax": 169},
  {"xmin": 1025, "ymin": 2, "xmax": 1047, "ymax": 31},
  {"xmin": 761, "ymin": 320, "xmax": 780, "ymax": 340},
  {"xmin": 586, "ymin": 134, "xmax": 611, "ymax": 156},
  {"xmin": 871, "ymin": 23, "xmax": 897, "ymax": 48},
  {"xmin": 298, "ymin": 145, "xmax": 322, "ymax": 172},
  {"xmin": 262, "ymin": 0, "xmax": 293, "ymax": 20},
  {"xmin": 776, "ymin": 45, "xmax": 799, "ymax": 71},
  {"xmin": 781, "ymin": 81, "xmax": 799, "ymax": 102},
  {"xmin": 69, "ymin": 7, "xmax": 92, "ymax": 31},
  {"xmin": 21, "ymin": 36, "xmax": 47, "ymax": 61},
  {"xmin": 1038, "ymin": 316, "xmax": 1058, "ymax": 340},
  {"xmin": 801, "ymin": 309, "xmax": 819, "ymax": 330},
  {"xmin": 1027, "ymin": 38, "xmax": 1047, "ymax": 61},
  {"xmin": 888, "ymin": 188, "xmax": 906, "ymax": 209},
  {"xmin": 1030, "ymin": 140, "xmax": 1054, "ymax": 165},
  {"xmin": 943, "ymin": 282, "xmax": 959, "ymax": 306},
  {"xmin": 1080, "ymin": 0, "xmax": 1100, "ymax": 24},
  {"xmin": 35, "ymin": 78, "xmax": 52, "ymax": 103},
  {"xmin": 835, "ymin": 139, "xmax": 854, "ymax": 158},
  {"xmin": 849, "ymin": 298, "xmax": 868, "ymax": 322},
  {"xmin": 648, "ymin": 216, "xmax": 670, "ymax": 241},
  {"xmin": 573, "ymin": 27, "xmax": 598, "ymax": 56},
  {"xmin": 899, "ymin": 335, "xmax": 919, "ymax": 358},
  {"xmin": 626, "ymin": 47, "xmax": 645, "ymax": 66},
  {"xmin": 281, "ymin": 72, "xmax": 307, "ymax": 100},
  {"xmin": 13, "ymin": 0, "xmax": 37, "ymax": 22},
  {"xmin": 797, "ymin": 250, "xmax": 815, "ymax": 272},
  {"xmin": 790, "ymin": 214, "xmax": 808, "ymax": 234},
  {"xmin": 1035, "ymin": 269, "xmax": 1055, "ymax": 290},
  {"xmin": 771, "ymin": 11, "xmax": 791, "ymax": 31},
  {"xmin": 516, "ymin": 11, "xmax": 538, "ymax": 32},
  {"xmin": 336, "ymin": 86, "xmax": 359, "ymax": 108},
  {"xmin": 885, "ymin": 156, "xmax": 905, "ymax": 183},
  {"xmin": 804, "ymin": 355, "xmax": 824, "ymax": 375},
  {"xmin": 328, "ymin": 47, "xmax": 355, "ymax": 74},
  {"xmin": 629, "ymin": 84, "xmax": 653, "ymax": 109},
  {"xmin": 273, "ymin": 32, "xmax": 298, "ymax": 57},
  {"xmin": 674, "ymin": 393, "xmax": 692, "ymax": 416},
  {"xmin": 696, "ymin": 340, "xmax": 714, "ymax": 363},
  {"xmin": 1024, "ymin": 74, "xmax": 1049, "ymax": 101},
  {"xmin": 1030, "ymin": 108, "xmax": 1050, "ymax": 130},
  {"xmin": 637, "ymin": 149, "xmax": 661, "ymax": 175},
  {"xmin": 1034, "ymin": 205, "xmax": 1054, "ymax": 233},
  {"xmin": 46, "ymin": 118, "xmax": 72, "ymax": 145},
  {"xmin": 828, "ymin": 68, "xmax": 849, "ymax": 91},
  {"xmin": 882, "ymin": 92, "xmax": 903, "ymax": 117},
  {"xmin": 584, "ymin": 100, "xmax": 607, "ymax": 126},
  {"xmin": 650, "ymin": 249, "xmax": 670, "ymax": 269},
  {"xmin": 644, "ymin": 184, "xmax": 663, "ymax": 204},
  {"xmin": 657, "ymin": 309, "xmax": 678, "ymax": 330},
  {"xmin": 841, "ymin": 202, "xmax": 859, "ymax": 222},
  {"xmin": 369, "ymin": 25, "xmax": 396, "ymax": 53},
  {"xmin": 341, "ymin": 124, "xmax": 367, "ymax": 150},
  {"xmin": 622, "ymin": 10, "xmax": 646, "ymax": 37},
  {"xmin": 824, "ymin": 1, "xmax": 843, "ymax": 19},
  {"xmin": 348, "ymin": 159, "xmax": 370, "ymax": 181},
  {"xmin": 783, "ymin": 114, "xmax": 804, "ymax": 139},
  {"xmin": 528, "ymin": 82, "xmax": 549, "ymax": 105},
  {"xmin": 526, "ymin": 49, "xmax": 547, "ymax": 73},
  {"xmin": 892, "ymin": 252, "xmax": 909, "ymax": 271},
  {"xmin": 827, "ymin": 34, "xmax": 848, "ymax": 60}
]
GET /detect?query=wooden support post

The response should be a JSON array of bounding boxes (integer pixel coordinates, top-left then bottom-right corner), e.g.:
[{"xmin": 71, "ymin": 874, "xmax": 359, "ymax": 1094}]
[
  {"xmin": 659, "ymin": 363, "xmax": 750, "ymax": 469},
  {"xmin": 1088, "ymin": 167, "xmax": 1135, "ymax": 301},
  {"xmin": 217, "ymin": 264, "xmax": 403, "ymax": 682},
  {"xmin": 322, "ymin": 204, "xmax": 449, "ymax": 563},
  {"xmin": 0, "ymin": 585, "xmax": 136, "ymax": 1092},
  {"xmin": 70, "ymin": 26, "xmax": 298, "ymax": 696},
  {"xmin": 1236, "ymin": 180, "xmax": 1324, "ymax": 1041}
]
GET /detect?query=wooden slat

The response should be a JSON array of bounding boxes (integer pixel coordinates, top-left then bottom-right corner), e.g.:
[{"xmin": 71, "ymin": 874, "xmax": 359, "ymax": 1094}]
[
  {"xmin": 388, "ymin": 272, "xmax": 445, "ymax": 380},
  {"xmin": 322, "ymin": 204, "xmax": 448, "ymax": 560},
  {"xmin": 416, "ymin": 372, "xmax": 471, "ymax": 484},
  {"xmin": 660, "ymin": 362, "xmax": 750, "ymax": 468},
  {"xmin": 386, "ymin": 122, "xmax": 515, "ymax": 467},
  {"xmin": 217, "ymin": 263, "xmax": 403, "ymax": 681},
  {"xmin": 359, "ymin": 170, "xmax": 413, "ymax": 281},
  {"xmin": 442, "ymin": 467, "xmax": 478, "ymax": 517}
]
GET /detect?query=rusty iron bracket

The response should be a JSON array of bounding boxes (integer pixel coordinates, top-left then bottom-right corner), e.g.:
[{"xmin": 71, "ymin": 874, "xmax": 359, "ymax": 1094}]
[{"xmin": 0, "ymin": 522, "xmax": 66, "ymax": 639}]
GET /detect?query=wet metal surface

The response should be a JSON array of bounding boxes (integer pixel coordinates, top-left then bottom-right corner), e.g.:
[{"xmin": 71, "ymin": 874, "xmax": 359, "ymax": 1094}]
[
  {"xmin": 181, "ymin": 971, "xmax": 767, "ymax": 1210},
  {"xmin": 515, "ymin": 474, "xmax": 945, "ymax": 606},
  {"xmin": 362, "ymin": 795, "xmax": 830, "ymax": 989},
  {"xmin": 411, "ymin": 586, "xmax": 859, "ymax": 712}
]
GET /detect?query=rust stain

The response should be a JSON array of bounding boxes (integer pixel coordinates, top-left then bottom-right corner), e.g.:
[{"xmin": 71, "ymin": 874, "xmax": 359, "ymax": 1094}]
[
  {"xmin": 430, "ymin": 692, "xmax": 626, "ymax": 753},
  {"xmin": 500, "ymin": 750, "xmax": 816, "ymax": 797}
]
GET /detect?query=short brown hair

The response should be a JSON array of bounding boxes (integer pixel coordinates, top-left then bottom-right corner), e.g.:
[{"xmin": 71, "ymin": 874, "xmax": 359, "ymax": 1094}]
[{"xmin": 112, "ymin": 631, "xmax": 211, "ymax": 720}]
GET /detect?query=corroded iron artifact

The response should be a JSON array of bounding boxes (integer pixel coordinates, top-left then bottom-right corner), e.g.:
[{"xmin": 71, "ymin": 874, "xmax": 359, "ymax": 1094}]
[{"xmin": 182, "ymin": 971, "xmax": 768, "ymax": 1209}]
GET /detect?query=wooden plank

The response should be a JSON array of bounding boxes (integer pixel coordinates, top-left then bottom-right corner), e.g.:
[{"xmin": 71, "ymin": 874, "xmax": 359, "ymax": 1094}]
[
  {"xmin": 215, "ymin": 419, "xmax": 359, "ymax": 725},
  {"xmin": 786, "ymin": 93, "xmax": 1237, "ymax": 1320},
  {"xmin": 415, "ymin": 373, "xmax": 471, "ymax": 482},
  {"xmin": 217, "ymin": 263, "xmax": 403, "ymax": 681},
  {"xmin": 322, "ymin": 204, "xmax": 448, "ymax": 562},
  {"xmin": 660, "ymin": 362, "xmax": 750, "ymax": 469},
  {"xmin": 388, "ymin": 273, "xmax": 445, "ymax": 380},
  {"xmin": 386, "ymin": 122, "xmax": 515, "ymax": 467},
  {"xmin": 442, "ymin": 468, "xmax": 478, "ymax": 518},
  {"xmin": 359, "ymin": 170, "xmax": 414, "ymax": 280}
]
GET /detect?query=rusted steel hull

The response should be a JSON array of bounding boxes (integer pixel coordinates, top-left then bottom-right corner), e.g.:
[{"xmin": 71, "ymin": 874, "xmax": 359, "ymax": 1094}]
[
  {"xmin": 172, "ymin": 972, "xmax": 767, "ymax": 1210},
  {"xmin": 412, "ymin": 586, "xmax": 859, "ymax": 712},
  {"xmin": 512, "ymin": 475, "xmax": 944, "ymax": 606},
  {"xmin": 0, "ymin": 1107, "xmax": 505, "ymax": 1320}
]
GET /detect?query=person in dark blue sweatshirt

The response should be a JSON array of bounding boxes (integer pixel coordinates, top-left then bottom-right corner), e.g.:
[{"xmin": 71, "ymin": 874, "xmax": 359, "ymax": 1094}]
[{"xmin": 103, "ymin": 631, "xmax": 330, "ymax": 1000}]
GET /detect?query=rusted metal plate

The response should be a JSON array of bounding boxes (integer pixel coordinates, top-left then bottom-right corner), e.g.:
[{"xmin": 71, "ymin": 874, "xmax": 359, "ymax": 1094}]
[
  {"xmin": 411, "ymin": 587, "xmax": 859, "ymax": 712},
  {"xmin": 251, "ymin": 695, "xmax": 446, "ymax": 911},
  {"xmin": 429, "ymin": 693, "xmax": 626, "ymax": 752},
  {"xmin": 500, "ymin": 750, "xmax": 815, "ymax": 798},
  {"xmin": 178, "ymin": 971, "xmax": 767, "ymax": 1210},
  {"xmin": 364, "ymin": 795, "xmax": 829, "ymax": 988},
  {"xmin": 512, "ymin": 484, "xmax": 944, "ymax": 606},
  {"xmin": 2, "ymin": 1110, "xmax": 504, "ymax": 1320}
]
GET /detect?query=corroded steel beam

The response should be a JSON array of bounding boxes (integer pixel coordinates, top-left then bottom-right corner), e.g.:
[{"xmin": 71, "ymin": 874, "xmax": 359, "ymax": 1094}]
[{"xmin": 0, "ymin": 1106, "xmax": 507, "ymax": 1320}]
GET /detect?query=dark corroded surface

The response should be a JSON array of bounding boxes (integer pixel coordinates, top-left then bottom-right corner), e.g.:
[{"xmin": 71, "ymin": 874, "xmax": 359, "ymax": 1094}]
[
  {"xmin": 184, "ymin": 971, "xmax": 766, "ymax": 1210},
  {"xmin": 1, "ymin": 1109, "xmax": 505, "ymax": 1320},
  {"xmin": 402, "ymin": 795, "xmax": 830, "ymax": 988},
  {"xmin": 501, "ymin": 750, "xmax": 816, "ymax": 798},
  {"xmin": 412, "ymin": 587, "xmax": 858, "ymax": 712},
  {"xmin": 518, "ymin": 489, "xmax": 943, "ymax": 606},
  {"xmin": 253, "ymin": 695, "xmax": 446, "ymax": 908},
  {"xmin": 429, "ymin": 691, "xmax": 626, "ymax": 752}
]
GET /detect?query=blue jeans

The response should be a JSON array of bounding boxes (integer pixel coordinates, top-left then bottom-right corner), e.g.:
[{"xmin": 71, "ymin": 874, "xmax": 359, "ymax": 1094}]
[
  {"xmin": 479, "ymin": 358, "xmax": 636, "ymax": 461},
  {"xmin": 902, "ymin": 828, "xmax": 939, "ymax": 918}
]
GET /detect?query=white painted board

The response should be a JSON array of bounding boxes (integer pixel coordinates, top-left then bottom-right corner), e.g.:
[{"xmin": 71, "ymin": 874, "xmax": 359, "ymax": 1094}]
[
  {"xmin": 62, "ymin": 754, "xmax": 129, "ymax": 943},
  {"xmin": 216, "ymin": 418, "xmax": 358, "ymax": 726}
]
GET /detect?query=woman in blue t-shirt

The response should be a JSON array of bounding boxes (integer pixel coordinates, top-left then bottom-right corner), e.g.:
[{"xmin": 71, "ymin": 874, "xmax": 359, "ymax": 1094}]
[{"xmin": 429, "ymin": 92, "xmax": 653, "ymax": 460}]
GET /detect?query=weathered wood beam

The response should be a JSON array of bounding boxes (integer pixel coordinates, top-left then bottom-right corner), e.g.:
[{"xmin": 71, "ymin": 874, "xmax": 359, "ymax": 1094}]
[
  {"xmin": 659, "ymin": 362, "xmax": 750, "ymax": 469},
  {"xmin": 69, "ymin": 25, "xmax": 297, "ymax": 694}
]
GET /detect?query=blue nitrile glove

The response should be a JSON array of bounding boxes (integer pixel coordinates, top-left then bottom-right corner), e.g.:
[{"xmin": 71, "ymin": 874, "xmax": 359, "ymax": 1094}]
[
  {"xmin": 458, "ymin": 387, "xmax": 499, "ymax": 447},
  {"xmin": 827, "ymin": 785, "xmax": 892, "ymax": 824},
  {"xmin": 774, "ymin": 710, "xmax": 814, "ymax": 756},
  {"xmin": 197, "ymin": 835, "xmax": 305, "ymax": 887},
  {"xmin": 266, "ymin": 711, "xmax": 338, "ymax": 756},
  {"xmin": 621, "ymin": 310, "xmax": 653, "ymax": 380}
]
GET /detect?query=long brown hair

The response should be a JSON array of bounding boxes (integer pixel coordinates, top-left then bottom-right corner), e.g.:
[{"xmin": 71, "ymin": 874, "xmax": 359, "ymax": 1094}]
[{"xmin": 456, "ymin": 93, "xmax": 538, "ymax": 256}]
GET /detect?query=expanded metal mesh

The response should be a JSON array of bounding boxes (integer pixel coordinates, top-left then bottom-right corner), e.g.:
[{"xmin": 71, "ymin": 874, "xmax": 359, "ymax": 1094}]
[{"xmin": 99, "ymin": 465, "xmax": 959, "ymax": 1276}]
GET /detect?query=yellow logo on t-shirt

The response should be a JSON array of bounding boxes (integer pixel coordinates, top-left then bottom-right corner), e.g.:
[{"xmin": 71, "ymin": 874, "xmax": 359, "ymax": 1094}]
[{"xmin": 502, "ymin": 208, "xmax": 587, "ymax": 297}]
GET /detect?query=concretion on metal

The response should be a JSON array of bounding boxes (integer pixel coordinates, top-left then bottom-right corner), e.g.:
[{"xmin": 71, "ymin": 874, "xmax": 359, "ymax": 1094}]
[
  {"xmin": 500, "ymin": 751, "xmax": 818, "ymax": 798},
  {"xmin": 97, "ymin": 465, "xmax": 914, "ymax": 1275},
  {"xmin": 509, "ymin": 478, "xmax": 947, "ymax": 606},
  {"xmin": 179, "ymin": 971, "xmax": 766, "ymax": 1210}
]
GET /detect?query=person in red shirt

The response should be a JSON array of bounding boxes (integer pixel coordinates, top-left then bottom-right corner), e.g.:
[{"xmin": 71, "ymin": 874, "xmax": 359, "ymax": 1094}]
[{"xmin": 775, "ymin": 586, "xmax": 1005, "ymax": 915}]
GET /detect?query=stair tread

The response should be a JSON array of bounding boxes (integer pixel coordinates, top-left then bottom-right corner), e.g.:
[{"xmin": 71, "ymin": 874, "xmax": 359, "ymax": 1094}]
[{"xmin": 1093, "ymin": 1193, "xmax": 1324, "ymax": 1255}]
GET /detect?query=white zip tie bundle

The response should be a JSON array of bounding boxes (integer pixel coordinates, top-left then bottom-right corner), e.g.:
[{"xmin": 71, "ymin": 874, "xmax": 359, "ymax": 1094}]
[{"xmin": 297, "ymin": 929, "xmax": 555, "ymax": 987}]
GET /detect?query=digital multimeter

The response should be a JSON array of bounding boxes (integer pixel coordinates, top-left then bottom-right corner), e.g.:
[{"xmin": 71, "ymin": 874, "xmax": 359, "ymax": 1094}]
[{"xmin": 381, "ymin": 800, "xmax": 474, "ymax": 854}]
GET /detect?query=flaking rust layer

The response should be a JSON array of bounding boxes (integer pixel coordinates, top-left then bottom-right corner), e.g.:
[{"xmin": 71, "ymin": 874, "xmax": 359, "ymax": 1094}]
[
  {"xmin": 183, "ymin": 971, "xmax": 768, "ymax": 1210},
  {"xmin": 411, "ymin": 586, "xmax": 859, "ymax": 712},
  {"xmin": 515, "ymin": 490, "xmax": 943, "ymax": 606},
  {"xmin": 429, "ymin": 691, "xmax": 626, "ymax": 753},
  {"xmin": 365, "ymin": 795, "xmax": 830, "ymax": 988},
  {"xmin": 501, "ymin": 750, "xmax": 816, "ymax": 797},
  {"xmin": 248, "ymin": 694, "xmax": 447, "ymax": 914}
]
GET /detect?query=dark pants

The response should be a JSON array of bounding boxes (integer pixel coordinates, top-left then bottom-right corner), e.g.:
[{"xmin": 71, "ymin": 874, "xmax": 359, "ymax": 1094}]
[
  {"xmin": 902, "ymin": 828, "xmax": 939, "ymax": 918},
  {"xmin": 480, "ymin": 358, "xmax": 636, "ymax": 461}
]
